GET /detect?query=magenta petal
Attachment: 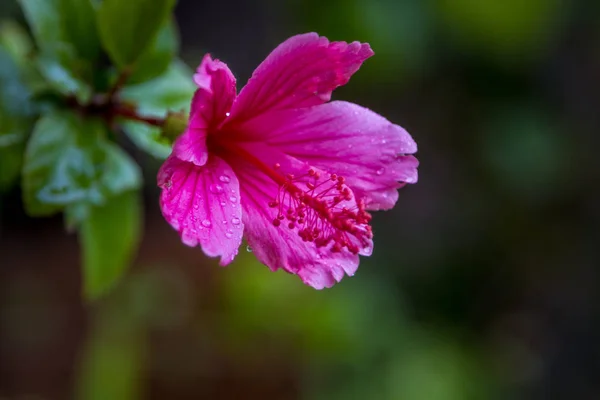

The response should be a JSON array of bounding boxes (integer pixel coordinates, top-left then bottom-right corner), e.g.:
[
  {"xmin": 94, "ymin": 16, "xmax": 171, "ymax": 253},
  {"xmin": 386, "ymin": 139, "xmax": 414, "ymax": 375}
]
[
  {"xmin": 173, "ymin": 56, "xmax": 237, "ymax": 166},
  {"xmin": 193, "ymin": 54, "xmax": 237, "ymax": 126},
  {"xmin": 237, "ymin": 101, "xmax": 419, "ymax": 210},
  {"xmin": 228, "ymin": 142, "xmax": 370, "ymax": 288},
  {"xmin": 158, "ymin": 155, "xmax": 243, "ymax": 265},
  {"xmin": 228, "ymin": 33, "xmax": 373, "ymax": 122}
]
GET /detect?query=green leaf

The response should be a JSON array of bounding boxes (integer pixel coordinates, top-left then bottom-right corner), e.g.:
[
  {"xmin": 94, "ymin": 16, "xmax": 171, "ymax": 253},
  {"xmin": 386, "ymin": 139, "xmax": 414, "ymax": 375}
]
[
  {"xmin": 17, "ymin": 0, "xmax": 62, "ymax": 53},
  {"xmin": 81, "ymin": 190, "xmax": 142, "ymax": 299},
  {"xmin": 19, "ymin": 0, "xmax": 101, "ymax": 61},
  {"xmin": 0, "ymin": 46, "xmax": 36, "ymax": 118},
  {"xmin": 36, "ymin": 44, "xmax": 93, "ymax": 102},
  {"xmin": 121, "ymin": 122, "xmax": 171, "ymax": 160},
  {"xmin": 22, "ymin": 111, "xmax": 141, "ymax": 216},
  {"xmin": 0, "ymin": 45, "xmax": 36, "ymax": 191},
  {"xmin": 0, "ymin": 20, "xmax": 34, "ymax": 65},
  {"xmin": 96, "ymin": 0, "xmax": 177, "ymax": 68},
  {"xmin": 120, "ymin": 60, "xmax": 195, "ymax": 158},
  {"xmin": 18, "ymin": 0, "xmax": 98, "ymax": 102},
  {"xmin": 121, "ymin": 60, "xmax": 195, "ymax": 116},
  {"xmin": 59, "ymin": 0, "xmax": 101, "ymax": 60},
  {"xmin": 128, "ymin": 19, "xmax": 179, "ymax": 84}
]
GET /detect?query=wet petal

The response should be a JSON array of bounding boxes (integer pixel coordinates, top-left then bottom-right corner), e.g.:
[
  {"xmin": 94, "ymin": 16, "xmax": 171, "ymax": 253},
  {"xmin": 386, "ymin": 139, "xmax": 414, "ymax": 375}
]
[
  {"xmin": 237, "ymin": 101, "xmax": 418, "ymax": 210},
  {"xmin": 227, "ymin": 142, "xmax": 370, "ymax": 288},
  {"xmin": 158, "ymin": 154, "xmax": 243, "ymax": 265},
  {"xmin": 173, "ymin": 55, "xmax": 237, "ymax": 166},
  {"xmin": 228, "ymin": 33, "xmax": 373, "ymax": 122}
]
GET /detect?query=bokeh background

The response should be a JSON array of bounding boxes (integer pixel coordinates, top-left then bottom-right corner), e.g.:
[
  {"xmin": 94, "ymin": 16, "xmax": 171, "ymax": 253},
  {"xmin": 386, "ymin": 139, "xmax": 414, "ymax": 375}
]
[{"xmin": 1, "ymin": 0, "xmax": 600, "ymax": 399}]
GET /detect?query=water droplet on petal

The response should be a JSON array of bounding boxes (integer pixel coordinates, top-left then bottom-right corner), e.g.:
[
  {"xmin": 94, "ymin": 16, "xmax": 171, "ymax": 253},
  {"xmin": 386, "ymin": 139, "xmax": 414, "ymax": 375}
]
[
  {"xmin": 225, "ymin": 231, "xmax": 233, "ymax": 238},
  {"xmin": 229, "ymin": 196, "xmax": 237, "ymax": 203},
  {"xmin": 246, "ymin": 245, "xmax": 252, "ymax": 253},
  {"xmin": 219, "ymin": 175, "xmax": 231, "ymax": 183},
  {"xmin": 376, "ymin": 167, "xmax": 385, "ymax": 176},
  {"xmin": 222, "ymin": 220, "xmax": 227, "ymax": 224},
  {"xmin": 231, "ymin": 217, "xmax": 240, "ymax": 225},
  {"xmin": 225, "ymin": 112, "xmax": 230, "ymax": 117},
  {"xmin": 220, "ymin": 201, "xmax": 226, "ymax": 206},
  {"xmin": 201, "ymin": 219, "xmax": 212, "ymax": 227},
  {"xmin": 209, "ymin": 184, "xmax": 224, "ymax": 194}
]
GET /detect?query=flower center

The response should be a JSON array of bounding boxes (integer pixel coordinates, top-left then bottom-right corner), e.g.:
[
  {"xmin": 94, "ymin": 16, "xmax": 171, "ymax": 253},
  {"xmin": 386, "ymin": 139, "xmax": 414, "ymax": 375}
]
[
  {"xmin": 209, "ymin": 135, "xmax": 372, "ymax": 255},
  {"xmin": 269, "ymin": 167, "xmax": 373, "ymax": 254}
]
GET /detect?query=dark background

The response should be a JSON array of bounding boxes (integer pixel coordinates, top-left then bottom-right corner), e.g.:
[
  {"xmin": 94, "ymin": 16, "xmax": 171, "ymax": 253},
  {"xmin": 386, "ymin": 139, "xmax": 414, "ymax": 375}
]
[{"xmin": 1, "ymin": 0, "xmax": 600, "ymax": 398}]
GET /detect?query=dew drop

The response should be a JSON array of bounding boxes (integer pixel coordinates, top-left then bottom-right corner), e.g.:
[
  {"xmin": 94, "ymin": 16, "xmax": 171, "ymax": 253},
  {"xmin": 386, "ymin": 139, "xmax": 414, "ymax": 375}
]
[
  {"xmin": 201, "ymin": 219, "xmax": 212, "ymax": 227},
  {"xmin": 225, "ymin": 112, "xmax": 230, "ymax": 117},
  {"xmin": 225, "ymin": 231, "xmax": 233, "ymax": 238},
  {"xmin": 222, "ymin": 220, "xmax": 227, "ymax": 224},
  {"xmin": 219, "ymin": 175, "xmax": 231, "ymax": 183},
  {"xmin": 220, "ymin": 201, "xmax": 226, "ymax": 206},
  {"xmin": 229, "ymin": 196, "xmax": 237, "ymax": 203},
  {"xmin": 246, "ymin": 245, "xmax": 253, "ymax": 253},
  {"xmin": 231, "ymin": 217, "xmax": 240, "ymax": 225},
  {"xmin": 209, "ymin": 184, "xmax": 224, "ymax": 194},
  {"xmin": 376, "ymin": 167, "xmax": 385, "ymax": 176}
]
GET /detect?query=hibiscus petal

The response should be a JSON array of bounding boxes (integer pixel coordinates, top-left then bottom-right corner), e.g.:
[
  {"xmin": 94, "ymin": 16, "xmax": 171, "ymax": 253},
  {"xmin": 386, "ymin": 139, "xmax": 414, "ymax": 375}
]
[
  {"xmin": 227, "ymin": 142, "xmax": 369, "ymax": 289},
  {"xmin": 237, "ymin": 101, "xmax": 418, "ymax": 210},
  {"xmin": 158, "ymin": 154, "xmax": 243, "ymax": 265},
  {"xmin": 173, "ymin": 55, "xmax": 237, "ymax": 166},
  {"xmin": 228, "ymin": 33, "xmax": 373, "ymax": 122},
  {"xmin": 193, "ymin": 54, "xmax": 237, "ymax": 123}
]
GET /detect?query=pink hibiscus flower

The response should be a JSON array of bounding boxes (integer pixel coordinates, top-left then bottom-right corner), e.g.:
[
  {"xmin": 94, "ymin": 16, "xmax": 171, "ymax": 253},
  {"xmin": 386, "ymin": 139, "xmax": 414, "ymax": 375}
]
[{"xmin": 157, "ymin": 33, "xmax": 418, "ymax": 289}]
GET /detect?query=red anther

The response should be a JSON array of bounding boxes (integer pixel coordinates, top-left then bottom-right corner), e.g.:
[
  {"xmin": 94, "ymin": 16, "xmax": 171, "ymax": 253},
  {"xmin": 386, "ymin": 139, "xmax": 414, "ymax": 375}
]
[{"xmin": 269, "ymin": 166, "xmax": 371, "ymax": 255}]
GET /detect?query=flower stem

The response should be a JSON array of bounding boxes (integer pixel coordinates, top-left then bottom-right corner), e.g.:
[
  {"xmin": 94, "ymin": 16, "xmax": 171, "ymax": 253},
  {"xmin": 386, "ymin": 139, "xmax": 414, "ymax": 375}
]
[{"xmin": 113, "ymin": 105, "xmax": 165, "ymax": 127}]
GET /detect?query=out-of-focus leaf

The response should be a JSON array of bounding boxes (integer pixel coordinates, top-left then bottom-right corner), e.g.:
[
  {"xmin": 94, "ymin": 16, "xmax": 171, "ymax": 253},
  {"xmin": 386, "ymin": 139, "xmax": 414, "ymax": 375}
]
[
  {"xmin": 18, "ymin": 0, "xmax": 98, "ymax": 101},
  {"xmin": 0, "ymin": 46, "xmax": 36, "ymax": 117},
  {"xmin": 37, "ymin": 43, "xmax": 93, "ymax": 102},
  {"xmin": 121, "ymin": 60, "xmax": 194, "ymax": 115},
  {"xmin": 121, "ymin": 60, "xmax": 195, "ymax": 158},
  {"xmin": 17, "ymin": 0, "xmax": 62, "ymax": 53},
  {"xmin": 128, "ymin": 20, "xmax": 179, "ymax": 84},
  {"xmin": 19, "ymin": 0, "xmax": 100, "ymax": 61},
  {"xmin": 0, "ymin": 45, "xmax": 36, "ymax": 192},
  {"xmin": 0, "ymin": 20, "xmax": 34, "ymax": 65},
  {"xmin": 81, "ymin": 190, "xmax": 142, "ymax": 299},
  {"xmin": 0, "ymin": 21, "xmax": 46, "ymax": 92},
  {"xmin": 59, "ymin": 0, "xmax": 101, "ymax": 61},
  {"xmin": 121, "ymin": 122, "xmax": 171, "ymax": 160},
  {"xmin": 22, "ymin": 111, "xmax": 141, "ymax": 216},
  {"xmin": 96, "ymin": 0, "xmax": 177, "ymax": 68}
]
